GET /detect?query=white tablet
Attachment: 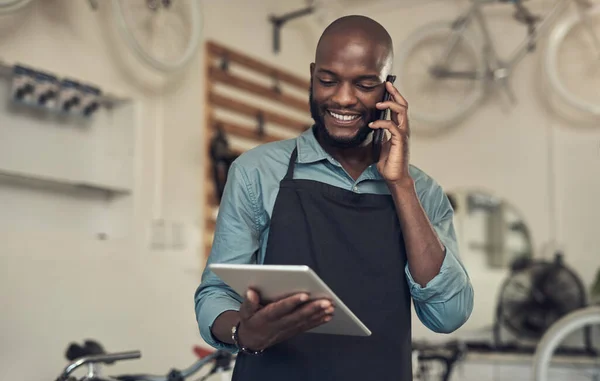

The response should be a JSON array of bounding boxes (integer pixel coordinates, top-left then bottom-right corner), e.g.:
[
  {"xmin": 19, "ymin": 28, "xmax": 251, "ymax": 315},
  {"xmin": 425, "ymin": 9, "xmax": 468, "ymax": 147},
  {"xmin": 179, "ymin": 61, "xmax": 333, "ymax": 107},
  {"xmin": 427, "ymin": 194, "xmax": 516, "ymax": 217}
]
[{"xmin": 209, "ymin": 263, "xmax": 371, "ymax": 337}]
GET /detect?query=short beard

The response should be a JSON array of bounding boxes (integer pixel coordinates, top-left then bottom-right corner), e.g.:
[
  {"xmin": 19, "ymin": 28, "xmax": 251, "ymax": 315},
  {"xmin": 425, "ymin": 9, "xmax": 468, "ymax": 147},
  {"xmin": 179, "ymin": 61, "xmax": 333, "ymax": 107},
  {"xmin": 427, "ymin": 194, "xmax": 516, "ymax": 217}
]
[{"xmin": 309, "ymin": 84, "xmax": 373, "ymax": 149}]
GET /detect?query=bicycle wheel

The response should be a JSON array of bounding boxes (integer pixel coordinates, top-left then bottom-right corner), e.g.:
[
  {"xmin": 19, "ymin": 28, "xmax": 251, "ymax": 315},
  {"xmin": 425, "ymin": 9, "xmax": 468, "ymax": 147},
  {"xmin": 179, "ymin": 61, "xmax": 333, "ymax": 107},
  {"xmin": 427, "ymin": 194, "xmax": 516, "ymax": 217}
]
[
  {"xmin": 111, "ymin": 0, "xmax": 203, "ymax": 73},
  {"xmin": 532, "ymin": 306, "xmax": 600, "ymax": 381},
  {"xmin": 395, "ymin": 21, "xmax": 485, "ymax": 135},
  {"xmin": 544, "ymin": 4, "xmax": 600, "ymax": 117},
  {"xmin": 0, "ymin": 0, "xmax": 33, "ymax": 14}
]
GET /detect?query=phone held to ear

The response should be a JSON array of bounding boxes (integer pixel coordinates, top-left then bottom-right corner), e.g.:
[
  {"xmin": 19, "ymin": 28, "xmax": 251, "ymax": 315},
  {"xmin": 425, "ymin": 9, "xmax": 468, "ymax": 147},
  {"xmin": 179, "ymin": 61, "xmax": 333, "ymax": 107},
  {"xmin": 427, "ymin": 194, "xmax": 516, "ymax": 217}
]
[{"xmin": 372, "ymin": 75, "xmax": 396, "ymax": 163}]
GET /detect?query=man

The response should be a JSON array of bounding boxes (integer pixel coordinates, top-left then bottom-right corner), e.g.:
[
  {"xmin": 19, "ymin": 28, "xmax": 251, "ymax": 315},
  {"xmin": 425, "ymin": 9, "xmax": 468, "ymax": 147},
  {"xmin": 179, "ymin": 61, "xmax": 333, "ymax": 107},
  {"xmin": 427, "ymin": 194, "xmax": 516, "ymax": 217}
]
[{"xmin": 195, "ymin": 15, "xmax": 473, "ymax": 380}]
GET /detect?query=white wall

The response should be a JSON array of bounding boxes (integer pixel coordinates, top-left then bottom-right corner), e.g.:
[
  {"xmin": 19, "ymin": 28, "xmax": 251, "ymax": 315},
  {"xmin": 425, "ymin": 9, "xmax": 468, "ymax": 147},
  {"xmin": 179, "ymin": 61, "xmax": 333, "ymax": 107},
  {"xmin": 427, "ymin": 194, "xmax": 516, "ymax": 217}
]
[
  {"xmin": 0, "ymin": 0, "xmax": 311, "ymax": 380},
  {"xmin": 0, "ymin": 0, "xmax": 598, "ymax": 380},
  {"xmin": 0, "ymin": 1, "xmax": 197, "ymax": 379}
]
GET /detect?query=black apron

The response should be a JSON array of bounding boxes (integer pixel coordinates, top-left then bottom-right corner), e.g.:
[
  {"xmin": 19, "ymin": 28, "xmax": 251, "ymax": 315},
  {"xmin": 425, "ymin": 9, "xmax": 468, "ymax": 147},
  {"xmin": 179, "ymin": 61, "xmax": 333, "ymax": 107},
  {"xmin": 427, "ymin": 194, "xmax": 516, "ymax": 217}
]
[{"xmin": 231, "ymin": 146, "xmax": 413, "ymax": 381}]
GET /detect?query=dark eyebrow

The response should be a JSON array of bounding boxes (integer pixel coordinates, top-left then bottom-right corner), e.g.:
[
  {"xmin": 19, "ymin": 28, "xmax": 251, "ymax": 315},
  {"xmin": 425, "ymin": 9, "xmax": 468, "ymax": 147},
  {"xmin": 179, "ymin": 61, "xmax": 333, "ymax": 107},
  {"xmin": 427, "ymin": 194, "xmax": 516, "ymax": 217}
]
[
  {"xmin": 316, "ymin": 69, "xmax": 339, "ymax": 77},
  {"xmin": 355, "ymin": 75, "xmax": 381, "ymax": 82},
  {"xmin": 316, "ymin": 69, "xmax": 381, "ymax": 82}
]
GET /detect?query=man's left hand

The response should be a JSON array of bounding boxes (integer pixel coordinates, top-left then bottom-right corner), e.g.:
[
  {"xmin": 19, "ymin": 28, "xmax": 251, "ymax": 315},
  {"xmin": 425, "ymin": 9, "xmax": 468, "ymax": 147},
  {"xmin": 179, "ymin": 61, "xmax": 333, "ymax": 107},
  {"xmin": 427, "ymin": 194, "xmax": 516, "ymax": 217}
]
[{"xmin": 368, "ymin": 81, "xmax": 412, "ymax": 188}]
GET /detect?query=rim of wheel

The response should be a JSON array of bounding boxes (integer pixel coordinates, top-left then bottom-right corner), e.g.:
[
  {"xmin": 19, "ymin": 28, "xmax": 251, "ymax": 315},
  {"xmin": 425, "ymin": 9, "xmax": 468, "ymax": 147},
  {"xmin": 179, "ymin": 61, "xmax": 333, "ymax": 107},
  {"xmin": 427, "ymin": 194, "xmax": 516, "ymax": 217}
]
[
  {"xmin": 395, "ymin": 21, "xmax": 485, "ymax": 134},
  {"xmin": 545, "ymin": 5, "xmax": 600, "ymax": 117},
  {"xmin": 0, "ymin": 0, "xmax": 33, "ymax": 13},
  {"xmin": 532, "ymin": 306, "xmax": 600, "ymax": 381},
  {"xmin": 111, "ymin": 0, "xmax": 203, "ymax": 73}
]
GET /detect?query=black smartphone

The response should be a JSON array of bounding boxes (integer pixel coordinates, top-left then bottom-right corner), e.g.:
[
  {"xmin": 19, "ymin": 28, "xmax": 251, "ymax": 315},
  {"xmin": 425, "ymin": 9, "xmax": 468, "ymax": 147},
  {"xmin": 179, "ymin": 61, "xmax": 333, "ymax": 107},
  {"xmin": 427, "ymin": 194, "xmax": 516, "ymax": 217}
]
[{"xmin": 372, "ymin": 75, "xmax": 396, "ymax": 162}]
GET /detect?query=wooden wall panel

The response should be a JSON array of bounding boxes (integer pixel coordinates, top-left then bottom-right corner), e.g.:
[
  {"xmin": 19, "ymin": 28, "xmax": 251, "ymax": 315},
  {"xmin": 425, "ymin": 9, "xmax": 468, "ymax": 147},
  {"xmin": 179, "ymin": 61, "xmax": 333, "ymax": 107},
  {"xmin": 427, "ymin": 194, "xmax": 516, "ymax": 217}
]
[{"xmin": 203, "ymin": 41, "xmax": 311, "ymax": 260}]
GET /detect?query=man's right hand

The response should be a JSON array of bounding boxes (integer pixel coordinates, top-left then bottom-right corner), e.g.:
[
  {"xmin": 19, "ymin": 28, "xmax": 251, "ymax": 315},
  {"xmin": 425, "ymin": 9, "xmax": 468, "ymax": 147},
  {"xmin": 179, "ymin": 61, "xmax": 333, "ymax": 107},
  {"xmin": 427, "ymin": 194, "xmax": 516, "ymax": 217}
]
[{"xmin": 237, "ymin": 289, "xmax": 335, "ymax": 351}]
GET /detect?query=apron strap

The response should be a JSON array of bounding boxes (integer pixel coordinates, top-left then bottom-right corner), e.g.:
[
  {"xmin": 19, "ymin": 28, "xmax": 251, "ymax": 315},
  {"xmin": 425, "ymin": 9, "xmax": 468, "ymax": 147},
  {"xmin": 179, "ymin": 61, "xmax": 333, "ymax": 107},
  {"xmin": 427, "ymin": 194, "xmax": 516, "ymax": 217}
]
[{"xmin": 284, "ymin": 147, "xmax": 298, "ymax": 180}]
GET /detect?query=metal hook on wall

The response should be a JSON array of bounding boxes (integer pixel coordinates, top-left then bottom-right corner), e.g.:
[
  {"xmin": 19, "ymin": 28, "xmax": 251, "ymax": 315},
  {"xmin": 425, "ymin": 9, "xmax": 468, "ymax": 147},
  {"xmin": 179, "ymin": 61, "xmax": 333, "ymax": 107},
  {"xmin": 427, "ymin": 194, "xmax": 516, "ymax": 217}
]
[
  {"xmin": 209, "ymin": 123, "xmax": 238, "ymax": 201},
  {"xmin": 256, "ymin": 112, "xmax": 265, "ymax": 138},
  {"xmin": 268, "ymin": 5, "xmax": 315, "ymax": 54},
  {"xmin": 272, "ymin": 76, "xmax": 282, "ymax": 95},
  {"xmin": 219, "ymin": 55, "xmax": 229, "ymax": 72},
  {"xmin": 210, "ymin": 123, "xmax": 229, "ymax": 158}
]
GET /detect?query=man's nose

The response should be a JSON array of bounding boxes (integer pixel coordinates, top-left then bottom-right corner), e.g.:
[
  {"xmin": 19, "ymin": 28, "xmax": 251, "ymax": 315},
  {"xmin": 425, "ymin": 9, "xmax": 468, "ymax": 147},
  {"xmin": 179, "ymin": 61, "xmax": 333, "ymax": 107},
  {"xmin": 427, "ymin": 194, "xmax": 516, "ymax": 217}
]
[{"xmin": 331, "ymin": 82, "xmax": 357, "ymax": 107}]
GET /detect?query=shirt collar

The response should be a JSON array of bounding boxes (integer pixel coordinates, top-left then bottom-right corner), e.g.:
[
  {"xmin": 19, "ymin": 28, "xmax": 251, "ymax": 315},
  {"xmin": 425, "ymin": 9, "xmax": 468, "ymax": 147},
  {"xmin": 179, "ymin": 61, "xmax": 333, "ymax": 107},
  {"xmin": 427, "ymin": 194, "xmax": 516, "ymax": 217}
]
[
  {"xmin": 295, "ymin": 125, "xmax": 384, "ymax": 180},
  {"xmin": 296, "ymin": 125, "xmax": 330, "ymax": 164}
]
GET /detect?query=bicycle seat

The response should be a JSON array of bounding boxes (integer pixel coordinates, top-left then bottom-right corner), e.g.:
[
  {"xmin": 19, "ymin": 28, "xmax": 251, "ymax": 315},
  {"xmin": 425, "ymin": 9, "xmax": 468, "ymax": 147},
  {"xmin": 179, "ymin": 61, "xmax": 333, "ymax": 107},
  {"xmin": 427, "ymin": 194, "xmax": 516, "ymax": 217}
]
[{"xmin": 65, "ymin": 340, "xmax": 113, "ymax": 363}]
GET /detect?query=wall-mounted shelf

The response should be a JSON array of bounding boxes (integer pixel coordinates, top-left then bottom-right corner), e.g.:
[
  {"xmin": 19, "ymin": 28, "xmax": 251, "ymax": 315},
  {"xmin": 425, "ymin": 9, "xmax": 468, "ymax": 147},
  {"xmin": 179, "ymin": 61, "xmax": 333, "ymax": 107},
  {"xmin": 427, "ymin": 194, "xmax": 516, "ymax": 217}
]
[
  {"xmin": 0, "ymin": 168, "xmax": 131, "ymax": 198},
  {"xmin": 0, "ymin": 58, "xmax": 130, "ymax": 109},
  {"xmin": 0, "ymin": 57, "xmax": 137, "ymax": 238}
]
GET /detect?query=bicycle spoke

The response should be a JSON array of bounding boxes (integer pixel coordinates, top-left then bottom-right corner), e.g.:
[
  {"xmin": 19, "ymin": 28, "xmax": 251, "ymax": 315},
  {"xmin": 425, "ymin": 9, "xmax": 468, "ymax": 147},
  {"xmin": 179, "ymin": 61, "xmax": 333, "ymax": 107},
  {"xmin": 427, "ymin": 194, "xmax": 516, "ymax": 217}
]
[
  {"xmin": 577, "ymin": 8, "xmax": 600, "ymax": 57},
  {"xmin": 409, "ymin": 41, "xmax": 477, "ymax": 103},
  {"xmin": 561, "ymin": 31, "xmax": 600, "ymax": 96},
  {"xmin": 161, "ymin": 9, "xmax": 188, "ymax": 62},
  {"xmin": 395, "ymin": 18, "xmax": 485, "ymax": 130}
]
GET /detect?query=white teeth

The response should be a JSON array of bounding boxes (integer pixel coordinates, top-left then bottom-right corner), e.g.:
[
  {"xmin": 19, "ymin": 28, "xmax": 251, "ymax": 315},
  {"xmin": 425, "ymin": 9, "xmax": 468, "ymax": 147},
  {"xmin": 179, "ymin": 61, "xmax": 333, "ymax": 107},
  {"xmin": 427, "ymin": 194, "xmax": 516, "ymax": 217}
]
[{"xmin": 329, "ymin": 111, "xmax": 359, "ymax": 121}]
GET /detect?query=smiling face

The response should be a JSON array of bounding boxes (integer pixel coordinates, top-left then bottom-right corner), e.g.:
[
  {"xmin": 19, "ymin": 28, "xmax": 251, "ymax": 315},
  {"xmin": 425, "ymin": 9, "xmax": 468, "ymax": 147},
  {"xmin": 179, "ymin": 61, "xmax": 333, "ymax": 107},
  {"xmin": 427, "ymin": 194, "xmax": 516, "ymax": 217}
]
[{"xmin": 310, "ymin": 30, "xmax": 393, "ymax": 148}]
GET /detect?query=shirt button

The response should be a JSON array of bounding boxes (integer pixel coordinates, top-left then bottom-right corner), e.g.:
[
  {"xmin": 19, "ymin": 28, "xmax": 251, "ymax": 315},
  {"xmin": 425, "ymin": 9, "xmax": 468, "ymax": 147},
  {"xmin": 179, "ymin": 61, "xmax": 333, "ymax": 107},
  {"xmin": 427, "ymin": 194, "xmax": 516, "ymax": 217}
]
[{"xmin": 353, "ymin": 186, "xmax": 358, "ymax": 192}]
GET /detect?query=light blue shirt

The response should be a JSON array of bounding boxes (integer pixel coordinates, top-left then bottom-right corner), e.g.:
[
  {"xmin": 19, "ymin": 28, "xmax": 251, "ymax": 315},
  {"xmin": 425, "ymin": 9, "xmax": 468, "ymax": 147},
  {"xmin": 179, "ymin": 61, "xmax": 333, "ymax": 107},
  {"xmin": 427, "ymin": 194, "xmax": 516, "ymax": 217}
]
[{"xmin": 195, "ymin": 127, "xmax": 474, "ymax": 352}]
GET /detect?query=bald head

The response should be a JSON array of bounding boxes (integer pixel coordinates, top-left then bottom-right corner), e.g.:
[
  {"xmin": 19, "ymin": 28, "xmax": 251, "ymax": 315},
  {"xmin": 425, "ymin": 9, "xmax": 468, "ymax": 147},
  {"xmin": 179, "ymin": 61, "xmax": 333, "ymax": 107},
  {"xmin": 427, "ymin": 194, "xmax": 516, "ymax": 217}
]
[
  {"xmin": 308, "ymin": 16, "xmax": 395, "ymax": 149},
  {"xmin": 315, "ymin": 15, "xmax": 393, "ymax": 74}
]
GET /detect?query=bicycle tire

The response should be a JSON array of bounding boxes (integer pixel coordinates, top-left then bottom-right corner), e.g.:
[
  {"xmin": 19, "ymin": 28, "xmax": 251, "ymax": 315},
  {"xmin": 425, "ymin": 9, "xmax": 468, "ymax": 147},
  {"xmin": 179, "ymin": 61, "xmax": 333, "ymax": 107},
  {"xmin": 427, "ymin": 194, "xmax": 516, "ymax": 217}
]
[
  {"xmin": 395, "ymin": 21, "xmax": 485, "ymax": 134},
  {"xmin": 544, "ymin": 4, "xmax": 600, "ymax": 117},
  {"xmin": 0, "ymin": 0, "xmax": 33, "ymax": 13},
  {"xmin": 111, "ymin": 0, "xmax": 203, "ymax": 73},
  {"xmin": 532, "ymin": 306, "xmax": 600, "ymax": 381}
]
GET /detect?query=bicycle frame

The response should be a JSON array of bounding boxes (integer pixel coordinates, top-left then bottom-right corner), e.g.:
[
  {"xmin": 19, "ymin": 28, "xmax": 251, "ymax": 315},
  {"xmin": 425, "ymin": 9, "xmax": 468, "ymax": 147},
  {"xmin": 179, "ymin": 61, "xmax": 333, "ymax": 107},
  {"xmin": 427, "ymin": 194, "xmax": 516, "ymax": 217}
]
[{"xmin": 435, "ymin": 0, "xmax": 588, "ymax": 80}]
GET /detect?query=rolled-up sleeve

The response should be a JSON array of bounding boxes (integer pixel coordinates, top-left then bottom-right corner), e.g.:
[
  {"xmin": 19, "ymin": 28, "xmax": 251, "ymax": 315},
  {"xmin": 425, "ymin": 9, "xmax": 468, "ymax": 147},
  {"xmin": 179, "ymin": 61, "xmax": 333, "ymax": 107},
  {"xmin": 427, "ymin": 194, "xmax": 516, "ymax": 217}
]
[
  {"xmin": 406, "ymin": 178, "xmax": 474, "ymax": 333},
  {"xmin": 194, "ymin": 161, "xmax": 262, "ymax": 351}
]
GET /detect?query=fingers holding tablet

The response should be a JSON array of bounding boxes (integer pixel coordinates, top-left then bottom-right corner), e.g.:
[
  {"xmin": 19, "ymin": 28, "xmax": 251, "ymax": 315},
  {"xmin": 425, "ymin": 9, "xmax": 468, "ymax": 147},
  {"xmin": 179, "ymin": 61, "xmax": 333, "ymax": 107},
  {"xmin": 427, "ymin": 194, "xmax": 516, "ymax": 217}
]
[
  {"xmin": 260, "ymin": 290, "xmax": 310, "ymax": 320},
  {"xmin": 238, "ymin": 289, "xmax": 334, "ymax": 351},
  {"xmin": 239, "ymin": 289, "xmax": 262, "ymax": 316},
  {"xmin": 279, "ymin": 297, "xmax": 334, "ymax": 329},
  {"xmin": 293, "ymin": 299, "xmax": 335, "ymax": 331}
]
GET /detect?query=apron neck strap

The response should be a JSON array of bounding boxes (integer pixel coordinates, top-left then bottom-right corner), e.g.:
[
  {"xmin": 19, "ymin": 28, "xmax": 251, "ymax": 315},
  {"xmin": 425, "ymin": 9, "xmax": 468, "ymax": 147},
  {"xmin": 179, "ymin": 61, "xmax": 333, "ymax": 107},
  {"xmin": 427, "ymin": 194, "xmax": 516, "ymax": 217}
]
[{"xmin": 284, "ymin": 147, "xmax": 298, "ymax": 180}]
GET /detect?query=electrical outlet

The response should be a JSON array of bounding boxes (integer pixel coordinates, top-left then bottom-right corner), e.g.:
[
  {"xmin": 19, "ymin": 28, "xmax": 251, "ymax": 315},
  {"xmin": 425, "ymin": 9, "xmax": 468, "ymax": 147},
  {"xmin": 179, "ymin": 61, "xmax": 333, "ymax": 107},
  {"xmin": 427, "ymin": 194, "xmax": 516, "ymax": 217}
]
[
  {"xmin": 150, "ymin": 219, "xmax": 167, "ymax": 250},
  {"xmin": 171, "ymin": 222, "xmax": 185, "ymax": 250},
  {"xmin": 149, "ymin": 220, "xmax": 190, "ymax": 251}
]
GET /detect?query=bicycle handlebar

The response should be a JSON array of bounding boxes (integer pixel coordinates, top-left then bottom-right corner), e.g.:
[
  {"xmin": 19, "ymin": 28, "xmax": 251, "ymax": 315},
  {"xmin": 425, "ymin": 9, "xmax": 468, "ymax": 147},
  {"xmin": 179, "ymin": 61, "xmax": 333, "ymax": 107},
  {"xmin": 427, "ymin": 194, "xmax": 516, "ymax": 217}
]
[
  {"xmin": 56, "ymin": 351, "xmax": 141, "ymax": 381},
  {"xmin": 112, "ymin": 350, "xmax": 232, "ymax": 381},
  {"xmin": 179, "ymin": 350, "xmax": 224, "ymax": 378}
]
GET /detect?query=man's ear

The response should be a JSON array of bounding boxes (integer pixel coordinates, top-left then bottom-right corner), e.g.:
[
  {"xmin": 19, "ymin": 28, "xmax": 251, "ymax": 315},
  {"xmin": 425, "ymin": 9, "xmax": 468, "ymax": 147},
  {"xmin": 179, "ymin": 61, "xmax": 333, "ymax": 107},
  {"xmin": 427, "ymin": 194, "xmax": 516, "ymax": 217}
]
[{"xmin": 309, "ymin": 63, "xmax": 315, "ymax": 77}]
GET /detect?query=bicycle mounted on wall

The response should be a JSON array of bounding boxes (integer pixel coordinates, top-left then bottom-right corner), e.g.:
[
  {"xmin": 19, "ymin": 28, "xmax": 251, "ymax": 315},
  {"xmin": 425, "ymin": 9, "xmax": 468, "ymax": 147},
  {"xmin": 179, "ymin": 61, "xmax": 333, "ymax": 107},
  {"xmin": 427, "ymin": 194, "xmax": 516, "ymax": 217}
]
[
  {"xmin": 0, "ymin": 0, "xmax": 203, "ymax": 74},
  {"xmin": 395, "ymin": 0, "xmax": 600, "ymax": 134}
]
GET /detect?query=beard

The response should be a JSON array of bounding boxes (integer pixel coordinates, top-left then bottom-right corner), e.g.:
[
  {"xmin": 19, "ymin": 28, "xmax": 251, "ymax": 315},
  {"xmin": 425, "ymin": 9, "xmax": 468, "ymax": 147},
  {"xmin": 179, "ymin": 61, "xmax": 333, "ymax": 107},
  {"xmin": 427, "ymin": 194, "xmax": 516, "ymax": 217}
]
[{"xmin": 309, "ymin": 84, "xmax": 376, "ymax": 149}]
